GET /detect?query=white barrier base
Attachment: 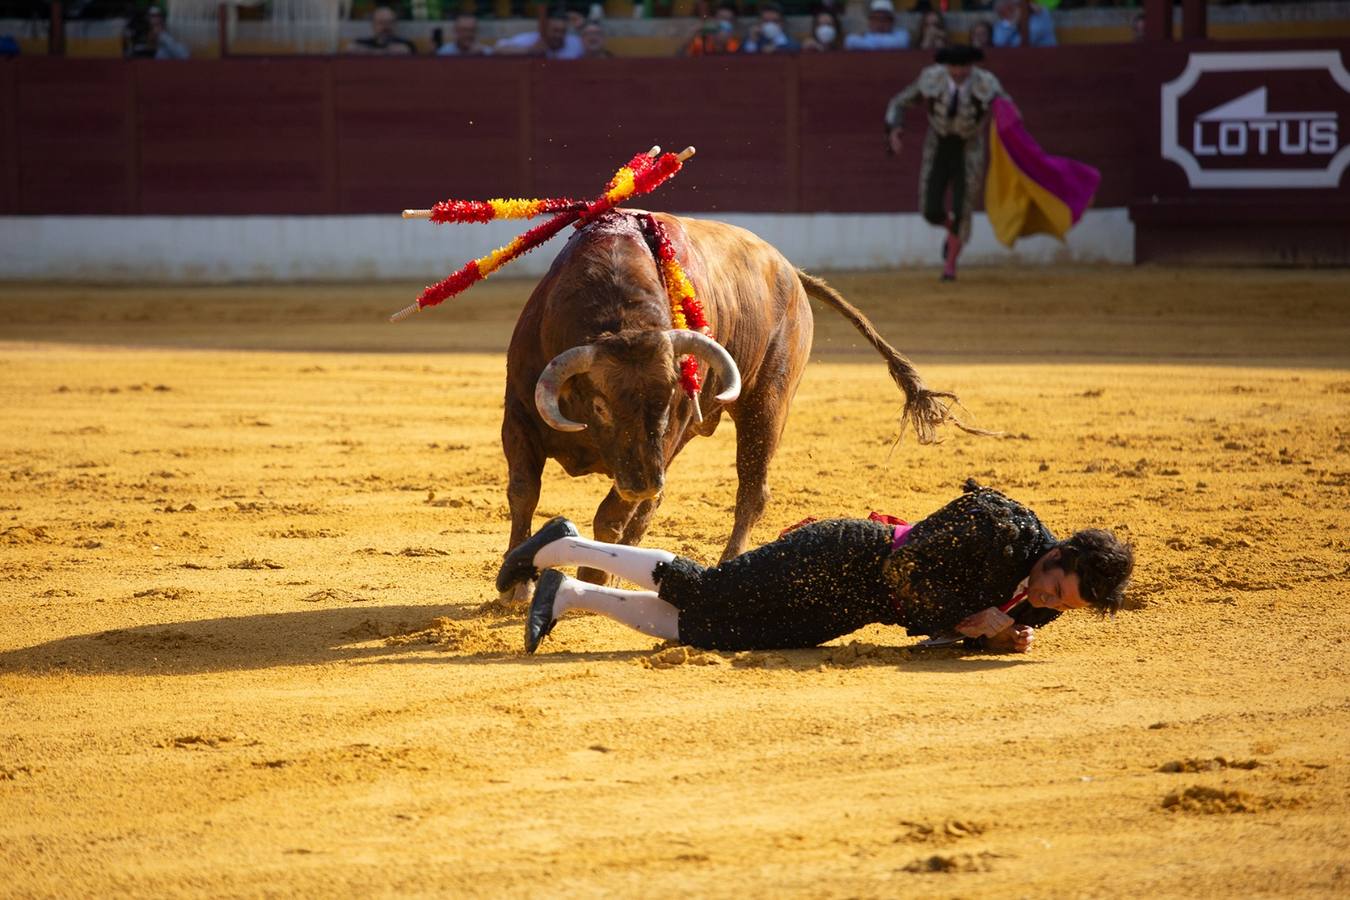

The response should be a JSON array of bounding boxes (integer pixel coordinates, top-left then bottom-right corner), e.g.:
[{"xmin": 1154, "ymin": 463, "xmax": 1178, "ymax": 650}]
[{"xmin": 0, "ymin": 210, "xmax": 1132, "ymax": 283}]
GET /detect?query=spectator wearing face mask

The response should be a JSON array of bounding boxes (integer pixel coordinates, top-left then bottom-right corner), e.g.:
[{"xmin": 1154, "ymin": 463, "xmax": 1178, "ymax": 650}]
[
  {"xmin": 801, "ymin": 10, "xmax": 844, "ymax": 52},
  {"xmin": 742, "ymin": 2, "xmax": 800, "ymax": 54},
  {"xmin": 845, "ymin": 0, "xmax": 910, "ymax": 52},
  {"xmin": 684, "ymin": 1, "xmax": 742, "ymax": 56}
]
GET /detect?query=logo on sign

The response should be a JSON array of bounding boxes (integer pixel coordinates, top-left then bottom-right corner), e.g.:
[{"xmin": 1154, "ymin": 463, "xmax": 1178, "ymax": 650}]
[{"xmin": 1161, "ymin": 51, "xmax": 1350, "ymax": 189}]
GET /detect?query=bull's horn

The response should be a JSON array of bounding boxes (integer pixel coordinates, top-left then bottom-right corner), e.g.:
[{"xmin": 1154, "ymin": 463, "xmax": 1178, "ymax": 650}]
[
  {"xmin": 534, "ymin": 344, "xmax": 598, "ymax": 432},
  {"xmin": 667, "ymin": 330, "xmax": 741, "ymax": 404}
]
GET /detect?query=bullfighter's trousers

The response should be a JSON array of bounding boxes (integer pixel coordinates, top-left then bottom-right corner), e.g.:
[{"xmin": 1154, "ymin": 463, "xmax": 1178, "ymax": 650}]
[
  {"xmin": 651, "ymin": 519, "xmax": 901, "ymax": 651},
  {"xmin": 919, "ymin": 131, "xmax": 985, "ymax": 245}
]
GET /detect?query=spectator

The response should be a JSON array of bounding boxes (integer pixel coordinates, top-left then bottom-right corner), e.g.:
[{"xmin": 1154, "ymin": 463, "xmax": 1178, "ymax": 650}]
[
  {"xmin": 969, "ymin": 19, "xmax": 993, "ymax": 50},
  {"xmin": 801, "ymin": 10, "xmax": 844, "ymax": 52},
  {"xmin": 844, "ymin": 0, "xmax": 910, "ymax": 52},
  {"xmin": 148, "ymin": 6, "xmax": 191, "ymax": 59},
  {"xmin": 436, "ymin": 13, "xmax": 492, "ymax": 56},
  {"xmin": 991, "ymin": 0, "xmax": 1057, "ymax": 48},
  {"xmin": 123, "ymin": 9, "xmax": 154, "ymax": 58},
  {"xmin": 580, "ymin": 21, "xmax": 613, "ymax": 58},
  {"xmin": 916, "ymin": 9, "xmax": 947, "ymax": 50},
  {"xmin": 1131, "ymin": 12, "xmax": 1146, "ymax": 42},
  {"xmin": 124, "ymin": 6, "xmax": 191, "ymax": 59},
  {"xmin": 742, "ymin": 2, "xmax": 799, "ymax": 54},
  {"xmin": 683, "ymin": 2, "xmax": 742, "ymax": 56},
  {"xmin": 346, "ymin": 5, "xmax": 417, "ymax": 55},
  {"xmin": 495, "ymin": 9, "xmax": 583, "ymax": 59}
]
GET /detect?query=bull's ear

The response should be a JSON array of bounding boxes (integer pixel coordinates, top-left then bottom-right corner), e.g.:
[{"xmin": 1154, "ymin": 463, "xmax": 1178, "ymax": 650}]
[{"xmin": 591, "ymin": 395, "xmax": 613, "ymax": 426}]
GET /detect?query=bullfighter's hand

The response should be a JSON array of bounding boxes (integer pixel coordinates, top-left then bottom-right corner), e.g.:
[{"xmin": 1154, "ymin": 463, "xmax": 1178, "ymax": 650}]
[
  {"xmin": 984, "ymin": 624, "xmax": 1034, "ymax": 654},
  {"xmin": 955, "ymin": 606, "xmax": 1014, "ymax": 638},
  {"xmin": 887, "ymin": 129, "xmax": 904, "ymax": 156}
]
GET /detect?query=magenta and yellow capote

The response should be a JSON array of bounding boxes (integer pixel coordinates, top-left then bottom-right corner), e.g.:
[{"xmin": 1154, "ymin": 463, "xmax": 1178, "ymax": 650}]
[{"xmin": 984, "ymin": 97, "xmax": 1100, "ymax": 248}]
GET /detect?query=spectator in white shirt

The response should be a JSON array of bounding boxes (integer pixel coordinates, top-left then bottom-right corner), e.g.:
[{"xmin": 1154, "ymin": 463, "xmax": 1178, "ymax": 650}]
[
  {"xmin": 495, "ymin": 10, "xmax": 584, "ymax": 59},
  {"xmin": 845, "ymin": 0, "xmax": 911, "ymax": 52},
  {"xmin": 437, "ymin": 13, "xmax": 492, "ymax": 56}
]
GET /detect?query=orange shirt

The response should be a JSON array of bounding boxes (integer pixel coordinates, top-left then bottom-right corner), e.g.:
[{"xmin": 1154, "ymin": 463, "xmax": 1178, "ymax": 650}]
[{"xmin": 685, "ymin": 34, "xmax": 741, "ymax": 56}]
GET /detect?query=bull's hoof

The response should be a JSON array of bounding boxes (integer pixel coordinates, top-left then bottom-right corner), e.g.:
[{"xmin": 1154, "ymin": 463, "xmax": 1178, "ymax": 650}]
[
  {"xmin": 525, "ymin": 569, "xmax": 564, "ymax": 654},
  {"xmin": 495, "ymin": 516, "xmax": 579, "ymax": 594},
  {"xmin": 493, "ymin": 579, "xmax": 534, "ymax": 611}
]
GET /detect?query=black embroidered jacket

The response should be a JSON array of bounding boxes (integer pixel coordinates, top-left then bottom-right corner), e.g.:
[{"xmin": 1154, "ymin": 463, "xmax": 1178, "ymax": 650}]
[{"xmin": 883, "ymin": 479, "xmax": 1064, "ymax": 636}]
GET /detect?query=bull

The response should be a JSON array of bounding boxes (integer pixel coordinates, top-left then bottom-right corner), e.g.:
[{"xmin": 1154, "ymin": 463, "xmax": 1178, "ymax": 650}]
[{"xmin": 499, "ymin": 210, "xmax": 964, "ymax": 600}]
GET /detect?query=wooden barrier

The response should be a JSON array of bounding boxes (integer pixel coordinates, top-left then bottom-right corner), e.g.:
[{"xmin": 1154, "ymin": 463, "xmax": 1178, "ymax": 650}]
[
  {"xmin": 0, "ymin": 47, "xmax": 1135, "ymax": 216},
  {"xmin": 3, "ymin": 42, "xmax": 1348, "ymax": 264}
]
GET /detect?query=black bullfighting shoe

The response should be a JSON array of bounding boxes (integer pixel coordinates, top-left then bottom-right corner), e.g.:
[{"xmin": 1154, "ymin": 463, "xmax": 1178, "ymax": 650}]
[
  {"xmin": 524, "ymin": 568, "xmax": 564, "ymax": 654},
  {"xmin": 495, "ymin": 516, "xmax": 580, "ymax": 594}
]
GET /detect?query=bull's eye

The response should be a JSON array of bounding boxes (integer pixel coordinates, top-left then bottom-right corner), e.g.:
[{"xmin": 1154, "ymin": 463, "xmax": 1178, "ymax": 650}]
[{"xmin": 591, "ymin": 396, "xmax": 613, "ymax": 426}]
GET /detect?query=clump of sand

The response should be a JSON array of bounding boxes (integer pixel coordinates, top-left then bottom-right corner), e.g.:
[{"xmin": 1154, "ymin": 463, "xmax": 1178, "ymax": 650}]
[
  {"xmin": 1159, "ymin": 757, "xmax": 1261, "ymax": 773},
  {"xmin": 638, "ymin": 646, "xmax": 728, "ymax": 669},
  {"xmin": 1161, "ymin": 786, "xmax": 1275, "ymax": 814},
  {"xmin": 384, "ymin": 617, "xmax": 513, "ymax": 655}
]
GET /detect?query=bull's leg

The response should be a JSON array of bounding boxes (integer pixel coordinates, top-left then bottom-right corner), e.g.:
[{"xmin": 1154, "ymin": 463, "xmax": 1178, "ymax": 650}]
[
  {"xmin": 619, "ymin": 494, "xmax": 663, "ymax": 545},
  {"xmin": 721, "ymin": 406, "xmax": 782, "ymax": 563},
  {"xmin": 721, "ymin": 317, "xmax": 809, "ymax": 563},
  {"xmin": 501, "ymin": 405, "xmax": 545, "ymax": 604},
  {"xmin": 580, "ymin": 487, "xmax": 645, "ymax": 585}
]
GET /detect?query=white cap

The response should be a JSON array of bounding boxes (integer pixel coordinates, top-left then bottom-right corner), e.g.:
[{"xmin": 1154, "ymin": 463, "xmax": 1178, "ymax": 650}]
[{"xmin": 869, "ymin": 0, "xmax": 896, "ymax": 15}]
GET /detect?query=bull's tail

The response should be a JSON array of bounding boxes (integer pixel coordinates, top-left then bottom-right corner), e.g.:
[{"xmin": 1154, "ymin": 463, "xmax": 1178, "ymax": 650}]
[{"xmin": 796, "ymin": 269, "xmax": 992, "ymax": 443}]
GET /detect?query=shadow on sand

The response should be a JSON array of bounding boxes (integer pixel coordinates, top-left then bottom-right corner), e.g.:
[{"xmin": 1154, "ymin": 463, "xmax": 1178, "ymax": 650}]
[
  {"xmin": 0, "ymin": 601, "xmax": 501, "ymax": 677},
  {"xmin": 0, "ymin": 600, "xmax": 1033, "ymax": 677}
]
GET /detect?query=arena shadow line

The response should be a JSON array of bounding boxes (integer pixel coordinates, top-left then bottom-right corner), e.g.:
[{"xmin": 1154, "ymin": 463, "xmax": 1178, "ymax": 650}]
[
  {"xmin": 0, "ymin": 601, "xmax": 523, "ymax": 677},
  {"xmin": 0, "ymin": 604, "xmax": 1036, "ymax": 676}
]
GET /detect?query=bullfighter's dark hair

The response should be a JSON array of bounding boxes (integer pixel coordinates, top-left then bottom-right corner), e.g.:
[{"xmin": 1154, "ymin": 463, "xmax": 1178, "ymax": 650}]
[
  {"xmin": 935, "ymin": 44, "xmax": 983, "ymax": 65},
  {"xmin": 1046, "ymin": 529, "xmax": 1134, "ymax": 614}
]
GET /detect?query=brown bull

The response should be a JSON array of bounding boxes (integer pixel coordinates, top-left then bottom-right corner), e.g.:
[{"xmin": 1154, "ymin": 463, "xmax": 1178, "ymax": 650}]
[{"xmin": 500, "ymin": 210, "xmax": 962, "ymax": 599}]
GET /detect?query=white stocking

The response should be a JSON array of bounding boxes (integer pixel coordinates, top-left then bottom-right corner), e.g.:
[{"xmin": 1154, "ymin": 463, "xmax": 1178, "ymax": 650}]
[
  {"xmin": 551, "ymin": 576, "xmax": 680, "ymax": 641},
  {"xmin": 533, "ymin": 535, "xmax": 674, "ymax": 590}
]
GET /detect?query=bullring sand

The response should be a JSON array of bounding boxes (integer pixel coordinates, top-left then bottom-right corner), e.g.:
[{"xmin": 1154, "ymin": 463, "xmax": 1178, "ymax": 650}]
[{"xmin": 1, "ymin": 267, "xmax": 1348, "ymax": 897}]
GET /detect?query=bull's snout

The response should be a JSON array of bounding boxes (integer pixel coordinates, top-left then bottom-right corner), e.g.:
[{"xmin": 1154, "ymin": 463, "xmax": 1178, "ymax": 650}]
[{"xmin": 614, "ymin": 475, "xmax": 664, "ymax": 503}]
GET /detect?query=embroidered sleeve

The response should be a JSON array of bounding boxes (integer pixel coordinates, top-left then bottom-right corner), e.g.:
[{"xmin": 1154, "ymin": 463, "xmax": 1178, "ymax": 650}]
[
  {"xmin": 884, "ymin": 79, "xmax": 922, "ymax": 130},
  {"xmin": 971, "ymin": 69, "xmax": 1008, "ymax": 104},
  {"xmin": 885, "ymin": 67, "xmax": 941, "ymax": 130}
]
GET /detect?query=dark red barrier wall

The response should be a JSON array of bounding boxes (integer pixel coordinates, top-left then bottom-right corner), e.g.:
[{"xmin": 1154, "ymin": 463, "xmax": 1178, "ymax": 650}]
[
  {"xmin": 6, "ymin": 41, "xmax": 1348, "ymax": 268},
  {"xmin": 0, "ymin": 45, "xmax": 1138, "ymax": 216}
]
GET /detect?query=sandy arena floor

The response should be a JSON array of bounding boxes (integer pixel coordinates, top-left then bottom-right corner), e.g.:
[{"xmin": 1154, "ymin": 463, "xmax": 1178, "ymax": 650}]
[{"xmin": 1, "ymin": 266, "xmax": 1348, "ymax": 897}]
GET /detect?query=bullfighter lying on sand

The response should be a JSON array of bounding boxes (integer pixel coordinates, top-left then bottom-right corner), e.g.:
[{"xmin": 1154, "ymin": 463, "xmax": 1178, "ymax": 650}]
[{"xmin": 498, "ymin": 480, "xmax": 1133, "ymax": 654}]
